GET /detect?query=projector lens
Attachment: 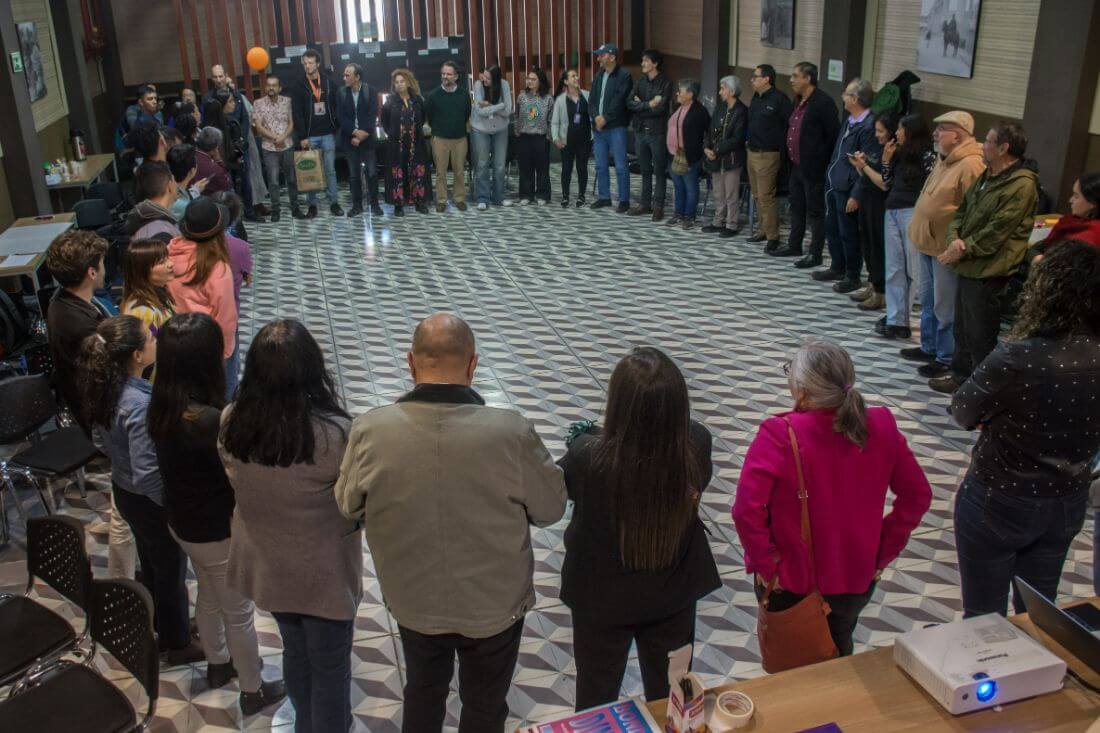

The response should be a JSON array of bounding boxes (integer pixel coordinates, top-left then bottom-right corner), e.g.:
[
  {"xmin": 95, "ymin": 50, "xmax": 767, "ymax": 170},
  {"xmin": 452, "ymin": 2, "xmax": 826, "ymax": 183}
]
[{"xmin": 975, "ymin": 680, "xmax": 996, "ymax": 702}]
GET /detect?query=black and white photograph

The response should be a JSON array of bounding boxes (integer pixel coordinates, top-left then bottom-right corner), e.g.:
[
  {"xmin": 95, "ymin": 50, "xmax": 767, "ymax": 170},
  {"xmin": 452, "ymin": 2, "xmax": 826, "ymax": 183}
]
[
  {"xmin": 18, "ymin": 21, "xmax": 47, "ymax": 102},
  {"xmin": 916, "ymin": 0, "xmax": 982, "ymax": 78},
  {"xmin": 760, "ymin": 0, "xmax": 795, "ymax": 50}
]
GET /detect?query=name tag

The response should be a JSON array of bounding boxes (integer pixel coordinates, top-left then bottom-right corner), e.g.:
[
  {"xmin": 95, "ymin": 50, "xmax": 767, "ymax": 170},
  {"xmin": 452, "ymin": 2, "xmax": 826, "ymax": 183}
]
[
  {"xmin": 314, "ymin": 101, "xmax": 326, "ymax": 115},
  {"xmin": 573, "ymin": 112, "xmax": 582, "ymax": 124}
]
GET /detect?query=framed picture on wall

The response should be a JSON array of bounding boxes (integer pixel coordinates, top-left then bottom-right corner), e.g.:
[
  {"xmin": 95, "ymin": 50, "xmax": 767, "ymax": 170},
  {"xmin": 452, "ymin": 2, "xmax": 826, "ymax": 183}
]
[
  {"xmin": 18, "ymin": 22, "xmax": 47, "ymax": 102},
  {"xmin": 916, "ymin": 0, "xmax": 982, "ymax": 79},
  {"xmin": 760, "ymin": 0, "xmax": 795, "ymax": 50}
]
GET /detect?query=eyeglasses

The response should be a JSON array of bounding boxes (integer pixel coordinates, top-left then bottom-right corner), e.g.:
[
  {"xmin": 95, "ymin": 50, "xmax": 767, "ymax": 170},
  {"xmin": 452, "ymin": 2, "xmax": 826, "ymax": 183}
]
[{"xmin": 782, "ymin": 360, "xmax": 791, "ymax": 376}]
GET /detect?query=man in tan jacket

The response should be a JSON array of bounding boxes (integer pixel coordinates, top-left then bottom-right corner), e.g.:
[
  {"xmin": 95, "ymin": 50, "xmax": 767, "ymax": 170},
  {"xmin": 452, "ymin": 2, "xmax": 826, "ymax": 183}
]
[
  {"xmin": 903, "ymin": 111, "xmax": 986, "ymax": 377},
  {"xmin": 335, "ymin": 313, "xmax": 566, "ymax": 732}
]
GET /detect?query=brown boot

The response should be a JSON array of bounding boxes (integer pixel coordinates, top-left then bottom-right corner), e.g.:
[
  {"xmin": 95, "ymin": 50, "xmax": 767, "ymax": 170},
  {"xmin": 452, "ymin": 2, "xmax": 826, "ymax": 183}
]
[
  {"xmin": 651, "ymin": 207, "xmax": 664, "ymax": 222},
  {"xmin": 858, "ymin": 292, "xmax": 886, "ymax": 310}
]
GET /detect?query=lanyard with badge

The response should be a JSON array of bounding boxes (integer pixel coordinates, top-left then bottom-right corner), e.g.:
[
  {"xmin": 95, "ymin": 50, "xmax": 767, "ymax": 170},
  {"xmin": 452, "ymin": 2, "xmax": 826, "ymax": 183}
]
[{"xmin": 309, "ymin": 75, "xmax": 325, "ymax": 116}]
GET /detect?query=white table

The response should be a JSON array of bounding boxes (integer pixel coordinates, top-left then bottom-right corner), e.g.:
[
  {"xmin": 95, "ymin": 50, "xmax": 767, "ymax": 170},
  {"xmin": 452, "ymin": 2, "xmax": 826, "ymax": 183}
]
[{"xmin": 0, "ymin": 220, "xmax": 74, "ymax": 291}]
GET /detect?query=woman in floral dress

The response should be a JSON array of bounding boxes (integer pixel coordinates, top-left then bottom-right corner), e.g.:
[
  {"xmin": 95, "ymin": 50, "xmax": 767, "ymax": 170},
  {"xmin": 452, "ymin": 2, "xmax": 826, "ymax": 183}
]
[{"xmin": 381, "ymin": 68, "xmax": 429, "ymax": 216}]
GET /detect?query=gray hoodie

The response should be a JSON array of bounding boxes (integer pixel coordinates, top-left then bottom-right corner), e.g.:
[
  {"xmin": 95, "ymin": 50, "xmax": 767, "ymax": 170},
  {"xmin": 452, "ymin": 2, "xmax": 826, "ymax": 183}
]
[{"xmin": 125, "ymin": 200, "xmax": 180, "ymax": 243}]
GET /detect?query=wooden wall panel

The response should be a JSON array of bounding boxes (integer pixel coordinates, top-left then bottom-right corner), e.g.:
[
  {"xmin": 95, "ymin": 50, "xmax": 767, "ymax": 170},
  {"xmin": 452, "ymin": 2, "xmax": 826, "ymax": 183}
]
[
  {"xmin": 12, "ymin": 0, "xmax": 69, "ymax": 132},
  {"xmin": 735, "ymin": 0, "xmax": 824, "ymax": 71},
  {"xmin": 871, "ymin": 0, "xmax": 1039, "ymax": 119},
  {"xmin": 649, "ymin": 0, "xmax": 703, "ymax": 61}
]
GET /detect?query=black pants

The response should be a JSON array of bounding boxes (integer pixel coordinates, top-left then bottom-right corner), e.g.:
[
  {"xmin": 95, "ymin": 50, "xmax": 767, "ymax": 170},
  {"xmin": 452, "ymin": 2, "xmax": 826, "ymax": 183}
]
[
  {"xmin": 345, "ymin": 143, "xmax": 379, "ymax": 207},
  {"xmin": 571, "ymin": 603, "xmax": 696, "ymax": 711},
  {"xmin": 398, "ymin": 618, "xmax": 523, "ymax": 733},
  {"xmin": 753, "ymin": 581, "xmax": 875, "ymax": 657},
  {"xmin": 954, "ymin": 473, "xmax": 1088, "ymax": 618},
  {"xmin": 859, "ymin": 192, "xmax": 887, "ymax": 292},
  {"xmin": 516, "ymin": 134, "xmax": 550, "ymax": 201},
  {"xmin": 112, "ymin": 484, "xmax": 191, "ymax": 651},
  {"xmin": 787, "ymin": 164, "xmax": 826, "ymax": 255},
  {"xmin": 951, "ymin": 274, "xmax": 1009, "ymax": 378},
  {"xmin": 636, "ymin": 130, "xmax": 668, "ymax": 209},
  {"xmin": 560, "ymin": 140, "xmax": 590, "ymax": 200}
]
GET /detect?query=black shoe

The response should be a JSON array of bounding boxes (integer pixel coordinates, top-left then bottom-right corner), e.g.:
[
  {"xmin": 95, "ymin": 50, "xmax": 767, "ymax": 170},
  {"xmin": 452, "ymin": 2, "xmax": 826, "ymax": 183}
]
[
  {"xmin": 794, "ymin": 254, "xmax": 822, "ymax": 269},
  {"xmin": 270, "ymin": 209, "xmax": 281, "ymax": 223},
  {"xmin": 616, "ymin": 202, "xmax": 630, "ymax": 214},
  {"xmin": 929, "ymin": 374, "xmax": 963, "ymax": 394},
  {"xmin": 665, "ymin": 215, "xmax": 683, "ymax": 226},
  {"xmin": 575, "ymin": 197, "xmax": 586, "ymax": 208},
  {"xmin": 832, "ymin": 278, "xmax": 862, "ymax": 294},
  {"xmin": 769, "ymin": 244, "xmax": 802, "ymax": 258},
  {"xmin": 811, "ymin": 268, "xmax": 844, "ymax": 282},
  {"xmin": 307, "ymin": 205, "xmax": 318, "ymax": 219},
  {"xmin": 918, "ymin": 361, "xmax": 952, "ymax": 378},
  {"xmin": 590, "ymin": 199, "xmax": 612, "ymax": 209},
  {"xmin": 240, "ymin": 679, "xmax": 288, "ymax": 716},
  {"xmin": 719, "ymin": 228, "xmax": 739, "ymax": 238},
  {"xmin": 290, "ymin": 207, "xmax": 306, "ymax": 220},
  {"xmin": 330, "ymin": 203, "xmax": 344, "ymax": 216},
  {"xmin": 701, "ymin": 224, "xmax": 724, "ymax": 233},
  {"xmin": 651, "ymin": 207, "xmax": 664, "ymax": 222},
  {"xmin": 394, "ymin": 205, "xmax": 404, "ymax": 217},
  {"xmin": 416, "ymin": 203, "xmax": 429, "ymax": 214},
  {"xmin": 874, "ymin": 316, "xmax": 888, "ymax": 335},
  {"xmin": 207, "ymin": 661, "xmax": 238, "ymax": 689},
  {"xmin": 627, "ymin": 205, "xmax": 652, "ymax": 216},
  {"xmin": 763, "ymin": 239, "xmax": 782, "ymax": 254},
  {"xmin": 746, "ymin": 232, "xmax": 767, "ymax": 243},
  {"xmin": 347, "ymin": 206, "xmax": 363, "ymax": 217},
  {"xmin": 900, "ymin": 347, "xmax": 935, "ymax": 363},
  {"xmin": 370, "ymin": 203, "xmax": 384, "ymax": 216},
  {"xmin": 883, "ymin": 325, "xmax": 912, "ymax": 340},
  {"xmin": 243, "ymin": 213, "xmax": 263, "ymax": 223},
  {"xmin": 163, "ymin": 641, "xmax": 205, "ymax": 667},
  {"xmin": 561, "ymin": 198, "xmax": 570, "ymax": 208}
]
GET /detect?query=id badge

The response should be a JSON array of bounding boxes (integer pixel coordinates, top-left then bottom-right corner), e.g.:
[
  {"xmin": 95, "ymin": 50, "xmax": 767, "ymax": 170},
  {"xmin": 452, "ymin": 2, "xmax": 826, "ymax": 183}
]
[
  {"xmin": 314, "ymin": 101, "xmax": 326, "ymax": 115},
  {"xmin": 573, "ymin": 112, "xmax": 582, "ymax": 124}
]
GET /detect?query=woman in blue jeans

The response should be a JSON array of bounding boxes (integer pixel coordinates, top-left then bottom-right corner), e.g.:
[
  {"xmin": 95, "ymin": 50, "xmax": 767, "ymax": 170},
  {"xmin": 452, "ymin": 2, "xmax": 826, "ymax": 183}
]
[
  {"xmin": 219, "ymin": 320, "xmax": 360, "ymax": 732},
  {"xmin": 951, "ymin": 241, "xmax": 1100, "ymax": 617},
  {"xmin": 664, "ymin": 79, "xmax": 710, "ymax": 230},
  {"xmin": 471, "ymin": 66, "xmax": 513, "ymax": 210}
]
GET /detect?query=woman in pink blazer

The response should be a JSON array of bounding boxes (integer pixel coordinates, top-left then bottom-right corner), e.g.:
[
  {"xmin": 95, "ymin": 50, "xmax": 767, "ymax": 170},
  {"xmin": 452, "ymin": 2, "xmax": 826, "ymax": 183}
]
[{"xmin": 732, "ymin": 340, "xmax": 931, "ymax": 655}]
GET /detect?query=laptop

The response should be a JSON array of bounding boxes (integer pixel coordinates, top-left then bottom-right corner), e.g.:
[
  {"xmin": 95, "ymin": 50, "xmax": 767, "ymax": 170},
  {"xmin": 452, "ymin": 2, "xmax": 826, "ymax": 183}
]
[{"xmin": 1015, "ymin": 575, "xmax": 1100, "ymax": 675}]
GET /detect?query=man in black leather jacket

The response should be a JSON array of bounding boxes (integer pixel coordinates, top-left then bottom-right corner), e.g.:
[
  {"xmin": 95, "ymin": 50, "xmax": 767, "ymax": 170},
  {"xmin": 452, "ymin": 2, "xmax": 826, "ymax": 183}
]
[{"xmin": 627, "ymin": 49, "xmax": 674, "ymax": 221}]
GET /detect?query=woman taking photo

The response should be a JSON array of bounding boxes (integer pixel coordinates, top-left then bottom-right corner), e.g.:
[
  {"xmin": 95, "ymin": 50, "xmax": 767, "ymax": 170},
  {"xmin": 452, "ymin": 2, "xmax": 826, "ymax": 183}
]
[
  {"xmin": 80, "ymin": 315, "xmax": 202, "ymax": 665},
  {"xmin": 552, "ymin": 69, "xmax": 592, "ymax": 208},
  {"xmin": 559, "ymin": 347, "xmax": 719, "ymax": 709},
  {"xmin": 381, "ymin": 68, "xmax": 429, "ymax": 216},
  {"xmin": 219, "ymin": 319, "xmax": 360, "ymax": 733},
  {"xmin": 848, "ymin": 113, "xmax": 894, "ymax": 313},
  {"xmin": 514, "ymin": 67, "xmax": 554, "ymax": 206},
  {"xmin": 120, "ymin": 238, "xmax": 175, "ymax": 336},
  {"xmin": 951, "ymin": 241, "xmax": 1100, "ymax": 617},
  {"xmin": 166, "ymin": 197, "xmax": 238, "ymax": 390},
  {"xmin": 148, "ymin": 313, "xmax": 286, "ymax": 713},
  {"xmin": 471, "ymin": 65, "xmax": 513, "ymax": 210},
  {"xmin": 733, "ymin": 340, "xmax": 931, "ymax": 658},
  {"xmin": 701, "ymin": 75, "xmax": 748, "ymax": 237},
  {"xmin": 665, "ymin": 79, "xmax": 710, "ymax": 230}
]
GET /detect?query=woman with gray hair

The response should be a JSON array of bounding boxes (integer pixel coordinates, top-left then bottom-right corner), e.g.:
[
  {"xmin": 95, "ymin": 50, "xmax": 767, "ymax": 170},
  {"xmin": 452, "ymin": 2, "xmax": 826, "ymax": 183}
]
[
  {"xmin": 733, "ymin": 340, "xmax": 931, "ymax": 660},
  {"xmin": 193, "ymin": 126, "xmax": 233, "ymax": 195},
  {"xmin": 665, "ymin": 79, "xmax": 711, "ymax": 229},
  {"xmin": 702, "ymin": 76, "xmax": 748, "ymax": 237}
]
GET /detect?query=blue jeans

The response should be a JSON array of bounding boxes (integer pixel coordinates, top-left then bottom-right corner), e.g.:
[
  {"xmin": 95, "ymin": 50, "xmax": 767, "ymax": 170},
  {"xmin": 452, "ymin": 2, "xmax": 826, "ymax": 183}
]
[
  {"xmin": 593, "ymin": 126, "xmax": 629, "ymax": 203},
  {"xmin": 273, "ymin": 612, "xmax": 354, "ymax": 733},
  {"xmin": 918, "ymin": 252, "xmax": 958, "ymax": 365},
  {"xmin": 884, "ymin": 208, "xmax": 917, "ymax": 327},
  {"xmin": 471, "ymin": 128, "xmax": 508, "ymax": 205},
  {"xmin": 306, "ymin": 134, "xmax": 339, "ymax": 206},
  {"xmin": 670, "ymin": 160, "xmax": 701, "ymax": 219},
  {"xmin": 954, "ymin": 473, "xmax": 1088, "ymax": 617},
  {"xmin": 825, "ymin": 188, "xmax": 861, "ymax": 279},
  {"xmin": 224, "ymin": 333, "xmax": 240, "ymax": 400}
]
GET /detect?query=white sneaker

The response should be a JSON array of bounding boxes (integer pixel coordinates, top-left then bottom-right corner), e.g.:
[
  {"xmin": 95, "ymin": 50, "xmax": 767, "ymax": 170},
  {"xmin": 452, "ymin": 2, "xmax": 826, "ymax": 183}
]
[
  {"xmin": 536, "ymin": 199, "xmax": 548, "ymax": 206},
  {"xmin": 477, "ymin": 203, "xmax": 487, "ymax": 211},
  {"xmin": 516, "ymin": 199, "xmax": 531, "ymax": 206},
  {"xmin": 502, "ymin": 200, "xmax": 514, "ymax": 207}
]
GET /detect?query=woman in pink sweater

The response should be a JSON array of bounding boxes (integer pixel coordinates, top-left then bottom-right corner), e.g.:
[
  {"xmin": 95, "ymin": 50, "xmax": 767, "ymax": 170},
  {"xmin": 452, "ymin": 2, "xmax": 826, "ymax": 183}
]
[
  {"xmin": 166, "ymin": 198, "xmax": 237, "ymax": 371},
  {"xmin": 732, "ymin": 340, "xmax": 931, "ymax": 656}
]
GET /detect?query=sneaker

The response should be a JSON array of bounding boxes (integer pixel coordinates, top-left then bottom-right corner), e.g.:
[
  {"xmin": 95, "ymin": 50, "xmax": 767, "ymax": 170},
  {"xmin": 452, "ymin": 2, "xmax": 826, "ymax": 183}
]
[
  {"xmin": 616, "ymin": 202, "xmax": 630, "ymax": 214},
  {"xmin": 918, "ymin": 361, "xmax": 952, "ymax": 378},
  {"xmin": 163, "ymin": 641, "xmax": 205, "ymax": 667},
  {"xmin": 665, "ymin": 215, "xmax": 682, "ymax": 226},
  {"xmin": 682, "ymin": 218, "xmax": 695, "ymax": 230},
  {"xmin": 455, "ymin": 201, "xmax": 467, "ymax": 212},
  {"xmin": 536, "ymin": 199, "xmax": 549, "ymax": 206},
  {"xmin": 849, "ymin": 285, "xmax": 874, "ymax": 302},
  {"xmin": 207, "ymin": 661, "xmax": 238, "ymax": 689},
  {"xmin": 270, "ymin": 209, "xmax": 281, "ymax": 223},
  {"xmin": 811, "ymin": 268, "xmax": 844, "ymax": 282},
  {"xmin": 900, "ymin": 347, "xmax": 935, "ymax": 362},
  {"xmin": 575, "ymin": 197, "xmax": 586, "ymax": 208},
  {"xmin": 590, "ymin": 199, "xmax": 612, "ymax": 209},
  {"xmin": 307, "ymin": 205, "xmax": 318, "ymax": 219},
  {"xmin": 370, "ymin": 203, "xmax": 384, "ymax": 216},
  {"xmin": 858, "ymin": 292, "xmax": 886, "ymax": 310},
  {"xmin": 291, "ymin": 207, "xmax": 306, "ymax": 220},
  {"xmin": 560, "ymin": 198, "xmax": 570, "ymax": 208},
  {"xmin": 746, "ymin": 232, "xmax": 768, "ymax": 243},
  {"xmin": 330, "ymin": 203, "xmax": 344, "ymax": 216},
  {"xmin": 628, "ymin": 205, "xmax": 652, "ymax": 216},
  {"xmin": 929, "ymin": 374, "xmax": 963, "ymax": 394},
  {"xmin": 436, "ymin": 202, "xmax": 447, "ymax": 213},
  {"xmin": 701, "ymin": 224, "xmax": 723, "ymax": 233},
  {"xmin": 517, "ymin": 199, "xmax": 531, "ymax": 206},
  {"xmin": 651, "ymin": 207, "xmax": 664, "ymax": 222},
  {"xmin": 415, "ymin": 203, "xmax": 430, "ymax": 214},
  {"xmin": 347, "ymin": 206, "xmax": 363, "ymax": 218},
  {"xmin": 240, "ymin": 679, "xmax": 288, "ymax": 716},
  {"xmin": 719, "ymin": 228, "xmax": 739, "ymax": 238},
  {"xmin": 502, "ymin": 199, "xmax": 514, "ymax": 207},
  {"xmin": 477, "ymin": 202, "xmax": 488, "ymax": 211},
  {"xmin": 832, "ymin": 278, "xmax": 862, "ymax": 294}
]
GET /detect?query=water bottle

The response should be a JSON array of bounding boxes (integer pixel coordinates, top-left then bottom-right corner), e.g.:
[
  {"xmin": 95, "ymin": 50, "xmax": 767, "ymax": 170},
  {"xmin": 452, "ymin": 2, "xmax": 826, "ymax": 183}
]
[{"xmin": 70, "ymin": 129, "xmax": 87, "ymax": 161}]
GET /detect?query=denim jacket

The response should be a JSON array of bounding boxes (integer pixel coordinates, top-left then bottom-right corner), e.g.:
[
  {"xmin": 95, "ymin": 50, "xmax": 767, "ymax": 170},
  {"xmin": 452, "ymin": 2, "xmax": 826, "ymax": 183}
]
[{"xmin": 95, "ymin": 376, "xmax": 165, "ymax": 505}]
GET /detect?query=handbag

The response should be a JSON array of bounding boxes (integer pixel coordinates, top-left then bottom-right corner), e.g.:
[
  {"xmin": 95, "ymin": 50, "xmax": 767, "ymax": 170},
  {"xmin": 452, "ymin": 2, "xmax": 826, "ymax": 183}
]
[
  {"xmin": 756, "ymin": 418, "xmax": 839, "ymax": 674},
  {"xmin": 670, "ymin": 106, "xmax": 690, "ymax": 176}
]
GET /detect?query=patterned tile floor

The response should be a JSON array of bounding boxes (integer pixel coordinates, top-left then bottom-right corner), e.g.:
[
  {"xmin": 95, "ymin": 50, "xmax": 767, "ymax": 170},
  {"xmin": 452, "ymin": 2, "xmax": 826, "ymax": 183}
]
[{"xmin": 1, "ymin": 167, "xmax": 1095, "ymax": 731}]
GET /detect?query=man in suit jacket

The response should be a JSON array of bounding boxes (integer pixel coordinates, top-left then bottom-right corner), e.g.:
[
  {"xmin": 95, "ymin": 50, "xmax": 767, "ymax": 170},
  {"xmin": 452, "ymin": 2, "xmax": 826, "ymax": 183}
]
[
  {"xmin": 337, "ymin": 63, "xmax": 381, "ymax": 217},
  {"xmin": 335, "ymin": 313, "xmax": 567, "ymax": 732}
]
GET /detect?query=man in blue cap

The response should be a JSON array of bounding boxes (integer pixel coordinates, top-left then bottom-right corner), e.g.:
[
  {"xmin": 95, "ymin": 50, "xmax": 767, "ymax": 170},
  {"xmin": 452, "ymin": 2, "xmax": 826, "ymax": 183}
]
[{"xmin": 589, "ymin": 42, "xmax": 634, "ymax": 213}]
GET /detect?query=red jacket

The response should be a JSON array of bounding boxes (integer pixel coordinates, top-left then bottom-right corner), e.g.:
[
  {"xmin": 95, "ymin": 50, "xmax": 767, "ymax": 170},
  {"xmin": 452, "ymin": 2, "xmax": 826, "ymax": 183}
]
[
  {"xmin": 1041, "ymin": 214, "xmax": 1100, "ymax": 249},
  {"xmin": 732, "ymin": 408, "xmax": 931, "ymax": 595}
]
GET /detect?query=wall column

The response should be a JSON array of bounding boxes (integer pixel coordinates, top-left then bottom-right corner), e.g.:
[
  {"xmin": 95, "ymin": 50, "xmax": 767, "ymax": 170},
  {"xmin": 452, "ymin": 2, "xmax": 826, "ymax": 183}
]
[
  {"xmin": 699, "ymin": 0, "xmax": 731, "ymax": 106},
  {"xmin": 817, "ymin": 0, "xmax": 866, "ymax": 103},
  {"xmin": 0, "ymin": 1, "xmax": 51, "ymax": 216},
  {"xmin": 50, "ymin": 0, "xmax": 101, "ymax": 153}
]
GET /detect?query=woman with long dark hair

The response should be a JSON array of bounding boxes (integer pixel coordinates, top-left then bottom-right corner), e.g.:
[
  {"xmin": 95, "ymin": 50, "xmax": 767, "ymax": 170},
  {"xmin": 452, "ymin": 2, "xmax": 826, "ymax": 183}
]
[
  {"xmin": 559, "ymin": 347, "xmax": 719, "ymax": 709},
  {"xmin": 120, "ymin": 238, "xmax": 175, "ymax": 336},
  {"xmin": 219, "ymin": 319, "xmax": 360, "ymax": 733},
  {"xmin": 148, "ymin": 313, "xmax": 286, "ymax": 712},
  {"xmin": 733, "ymin": 340, "xmax": 931, "ymax": 659},
  {"xmin": 471, "ymin": 65, "xmax": 513, "ymax": 209},
  {"xmin": 551, "ymin": 69, "xmax": 591, "ymax": 208},
  {"xmin": 381, "ymin": 68, "xmax": 429, "ymax": 216},
  {"xmin": 1034, "ymin": 172, "xmax": 1100, "ymax": 256},
  {"xmin": 514, "ymin": 67, "xmax": 554, "ymax": 205},
  {"xmin": 80, "ymin": 315, "xmax": 202, "ymax": 665},
  {"xmin": 847, "ymin": 112, "xmax": 895, "ymax": 312},
  {"xmin": 951, "ymin": 241, "xmax": 1100, "ymax": 617}
]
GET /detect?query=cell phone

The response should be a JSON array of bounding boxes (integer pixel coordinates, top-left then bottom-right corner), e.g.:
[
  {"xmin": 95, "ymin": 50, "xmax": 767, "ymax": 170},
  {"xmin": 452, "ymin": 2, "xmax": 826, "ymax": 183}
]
[{"xmin": 846, "ymin": 152, "xmax": 857, "ymax": 158}]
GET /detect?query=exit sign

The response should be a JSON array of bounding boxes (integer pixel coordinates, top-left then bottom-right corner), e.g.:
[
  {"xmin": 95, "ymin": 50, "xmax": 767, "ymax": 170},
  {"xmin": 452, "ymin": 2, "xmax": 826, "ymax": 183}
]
[{"xmin": 10, "ymin": 51, "xmax": 23, "ymax": 73}]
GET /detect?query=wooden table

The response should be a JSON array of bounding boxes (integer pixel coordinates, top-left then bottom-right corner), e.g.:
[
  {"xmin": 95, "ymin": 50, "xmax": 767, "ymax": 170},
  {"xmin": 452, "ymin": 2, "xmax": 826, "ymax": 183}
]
[
  {"xmin": 641, "ymin": 600, "xmax": 1100, "ymax": 732},
  {"xmin": 0, "ymin": 216, "xmax": 74, "ymax": 291},
  {"xmin": 45, "ymin": 153, "xmax": 119, "ymax": 211}
]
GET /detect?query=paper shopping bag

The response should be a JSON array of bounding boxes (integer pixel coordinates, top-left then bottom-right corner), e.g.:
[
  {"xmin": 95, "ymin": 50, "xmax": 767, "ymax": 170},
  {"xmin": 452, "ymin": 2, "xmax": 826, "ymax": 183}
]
[{"xmin": 293, "ymin": 149, "xmax": 325, "ymax": 192}]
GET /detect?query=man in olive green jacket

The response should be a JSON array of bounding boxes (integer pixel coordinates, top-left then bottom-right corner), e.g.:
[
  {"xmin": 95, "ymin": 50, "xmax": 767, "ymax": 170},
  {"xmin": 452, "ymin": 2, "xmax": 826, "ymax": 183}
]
[{"xmin": 930, "ymin": 121, "xmax": 1038, "ymax": 393}]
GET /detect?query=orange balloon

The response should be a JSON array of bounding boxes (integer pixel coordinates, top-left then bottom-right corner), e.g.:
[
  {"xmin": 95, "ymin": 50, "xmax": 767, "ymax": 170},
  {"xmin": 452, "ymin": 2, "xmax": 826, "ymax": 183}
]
[{"xmin": 246, "ymin": 47, "xmax": 269, "ymax": 72}]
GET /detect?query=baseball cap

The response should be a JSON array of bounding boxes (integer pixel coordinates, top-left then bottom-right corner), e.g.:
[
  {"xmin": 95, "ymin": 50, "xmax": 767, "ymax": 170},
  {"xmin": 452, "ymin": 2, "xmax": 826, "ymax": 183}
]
[
  {"xmin": 932, "ymin": 111, "xmax": 975, "ymax": 136},
  {"xmin": 594, "ymin": 43, "xmax": 619, "ymax": 56}
]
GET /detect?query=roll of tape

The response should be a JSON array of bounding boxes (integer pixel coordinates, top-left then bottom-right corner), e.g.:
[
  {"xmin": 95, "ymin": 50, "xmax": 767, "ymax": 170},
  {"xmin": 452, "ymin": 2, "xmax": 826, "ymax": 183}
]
[{"xmin": 709, "ymin": 690, "xmax": 754, "ymax": 730}]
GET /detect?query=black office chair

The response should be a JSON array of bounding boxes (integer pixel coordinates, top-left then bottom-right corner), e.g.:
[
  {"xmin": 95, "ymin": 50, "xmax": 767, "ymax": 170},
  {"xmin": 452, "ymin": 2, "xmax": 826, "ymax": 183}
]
[
  {"xmin": 86, "ymin": 182, "xmax": 127, "ymax": 215},
  {"xmin": 0, "ymin": 579, "xmax": 159, "ymax": 732},
  {"xmin": 0, "ymin": 375, "xmax": 99, "ymax": 544},
  {"xmin": 0, "ymin": 515, "xmax": 93, "ymax": 687},
  {"xmin": 72, "ymin": 199, "xmax": 111, "ymax": 230}
]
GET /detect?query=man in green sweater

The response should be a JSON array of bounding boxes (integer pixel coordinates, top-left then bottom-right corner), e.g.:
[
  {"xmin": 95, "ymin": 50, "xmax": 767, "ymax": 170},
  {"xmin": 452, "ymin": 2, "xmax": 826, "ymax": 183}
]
[
  {"xmin": 425, "ymin": 61, "xmax": 473, "ymax": 212},
  {"xmin": 930, "ymin": 121, "xmax": 1038, "ymax": 394}
]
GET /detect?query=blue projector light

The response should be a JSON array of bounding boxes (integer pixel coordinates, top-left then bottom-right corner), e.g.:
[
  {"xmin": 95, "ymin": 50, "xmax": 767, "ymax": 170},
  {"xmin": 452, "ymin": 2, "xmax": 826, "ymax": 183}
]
[{"xmin": 975, "ymin": 680, "xmax": 996, "ymax": 702}]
